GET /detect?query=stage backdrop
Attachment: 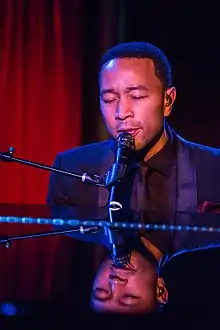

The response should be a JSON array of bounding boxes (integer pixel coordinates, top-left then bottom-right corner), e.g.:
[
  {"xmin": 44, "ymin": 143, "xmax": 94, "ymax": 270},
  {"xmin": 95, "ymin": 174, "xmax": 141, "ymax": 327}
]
[
  {"xmin": 0, "ymin": 0, "xmax": 119, "ymax": 312},
  {"xmin": 1, "ymin": 0, "xmax": 220, "ymax": 318},
  {"xmin": 0, "ymin": 0, "xmax": 86, "ymax": 307}
]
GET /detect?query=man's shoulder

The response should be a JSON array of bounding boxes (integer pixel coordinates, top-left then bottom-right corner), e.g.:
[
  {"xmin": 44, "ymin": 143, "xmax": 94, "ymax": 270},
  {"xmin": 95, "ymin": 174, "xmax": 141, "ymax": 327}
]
[{"xmin": 176, "ymin": 133, "xmax": 220, "ymax": 159}]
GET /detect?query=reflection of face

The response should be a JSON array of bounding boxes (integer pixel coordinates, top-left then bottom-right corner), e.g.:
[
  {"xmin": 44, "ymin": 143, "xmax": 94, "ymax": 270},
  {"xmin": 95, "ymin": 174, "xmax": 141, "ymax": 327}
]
[
  {"xmin": 91, "ymin": 251, "xmax": 158, "ymax": 314},
  {"xmin": 100, "ymin": 58, "xmax": 167, "ymax": 152}
]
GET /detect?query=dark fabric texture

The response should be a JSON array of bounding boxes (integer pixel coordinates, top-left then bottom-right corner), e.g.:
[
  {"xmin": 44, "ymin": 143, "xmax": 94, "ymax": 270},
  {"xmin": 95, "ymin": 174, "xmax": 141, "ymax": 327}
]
[{"xmin": 47, "ymin": 125, "xmax": 220, "ymax": 258}]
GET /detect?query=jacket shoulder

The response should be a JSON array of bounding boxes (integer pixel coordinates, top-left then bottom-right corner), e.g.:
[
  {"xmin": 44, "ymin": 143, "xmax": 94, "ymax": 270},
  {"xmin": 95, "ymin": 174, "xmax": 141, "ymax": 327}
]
[
  {"xmin": 51, "ymin": 140, "xmax": 113, "ymax": 174},
  {"xmin": 57, "ymin": 140, "xmax": 113, "ymax": 160},
  {"xmin": 177, "ymin": 134, "xmax": 220, "ymax": 159}
]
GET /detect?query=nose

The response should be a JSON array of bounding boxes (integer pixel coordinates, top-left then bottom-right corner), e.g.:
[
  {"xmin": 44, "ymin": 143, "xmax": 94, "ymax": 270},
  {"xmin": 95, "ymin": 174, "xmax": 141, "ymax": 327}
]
[{"xmin": 115, "ymin": 98, "xmax": 134, "ymax": 120}]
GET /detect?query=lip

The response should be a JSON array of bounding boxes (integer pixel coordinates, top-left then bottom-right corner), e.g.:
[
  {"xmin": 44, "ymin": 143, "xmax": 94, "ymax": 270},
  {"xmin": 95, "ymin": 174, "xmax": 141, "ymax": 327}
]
[
  {"xmin": 109, "ymin": 268, "xmax": 136, "ymax": 283},
  {"xmin": 111, "ymin": 264, "xmax": 136, "ymax": 272},
  {"xmin": 117, "ymin": 128, "xmax": 141, "ymax": 137},
  {"xmin": 109, "ymin": 274, "xmax": 128, "ymax": 283}
]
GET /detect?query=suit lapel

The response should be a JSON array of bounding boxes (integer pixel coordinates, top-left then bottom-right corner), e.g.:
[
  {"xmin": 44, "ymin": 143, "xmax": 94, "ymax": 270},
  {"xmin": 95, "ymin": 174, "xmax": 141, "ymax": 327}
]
[{"xmin": 171, "ymin": 134, "xmax": 198, "ymax": 252}]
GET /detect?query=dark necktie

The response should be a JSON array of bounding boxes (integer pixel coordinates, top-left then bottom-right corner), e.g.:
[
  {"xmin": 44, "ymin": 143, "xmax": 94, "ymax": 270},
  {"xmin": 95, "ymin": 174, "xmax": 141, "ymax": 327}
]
[
  {"xmin": 136, "ymin": 164, "xmax": 152, "ymax": 234},
  {"xmin": 137, "ymin": 164, "xmax": 150, "ymax": 212}
]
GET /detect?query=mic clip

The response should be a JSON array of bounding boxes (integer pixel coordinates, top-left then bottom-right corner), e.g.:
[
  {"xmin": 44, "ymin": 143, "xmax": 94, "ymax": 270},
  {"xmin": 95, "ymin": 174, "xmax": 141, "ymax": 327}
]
[{"xmin": 104, "ymin": 163, "xmax": 127, "ymax": 188}]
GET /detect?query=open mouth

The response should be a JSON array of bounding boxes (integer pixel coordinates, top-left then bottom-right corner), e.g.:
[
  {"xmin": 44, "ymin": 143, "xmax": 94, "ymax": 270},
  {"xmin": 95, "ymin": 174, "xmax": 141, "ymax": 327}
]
[
  {"xmin": 111, "ymin": 263, "xmax": 136, "ymax": 272},
  {"xmin": 109, "ymin": 274, "xmax": 128, "ymax": 285},
  {"xmin": 117, "ymin": 128, "xmax": 141, "ymax": 137}
]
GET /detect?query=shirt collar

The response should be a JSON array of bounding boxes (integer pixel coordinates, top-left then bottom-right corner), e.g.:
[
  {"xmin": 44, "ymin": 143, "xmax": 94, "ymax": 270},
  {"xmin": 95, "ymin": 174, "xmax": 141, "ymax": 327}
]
[
  {"xmin": 109, "ymin": 125, "xmax": 175, "ymax": 177},
  {"xmin": 139, "ymin": 132, "xmax": 175, "ymax": 178}
]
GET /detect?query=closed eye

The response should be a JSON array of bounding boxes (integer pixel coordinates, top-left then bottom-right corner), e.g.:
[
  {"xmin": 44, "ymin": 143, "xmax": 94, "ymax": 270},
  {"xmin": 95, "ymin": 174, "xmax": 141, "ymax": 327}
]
[
  {"xmin": 102, "ymin": 98, "xmax": 117, "ymax": 104},
  {"xmin": 92, "ymin": 288, "xmax": 111, "ymax": 302},
  {"xmin": 130, "ymin": 95, "xmax": 147, "ymax": 100}
]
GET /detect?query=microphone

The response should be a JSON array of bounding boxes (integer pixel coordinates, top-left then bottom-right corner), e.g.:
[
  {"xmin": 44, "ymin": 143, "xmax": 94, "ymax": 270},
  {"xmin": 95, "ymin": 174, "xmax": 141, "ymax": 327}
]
[
  {"xmin": 104, "ymin": 131, "xmax": 135, "ymax": 187},
  {"xmin": 105, "ymin": 132, "xmax": 135, "ymax": 268},
  {"xmin": 107, "ymin": 227, "xmax": 132, "ymax": 268}
]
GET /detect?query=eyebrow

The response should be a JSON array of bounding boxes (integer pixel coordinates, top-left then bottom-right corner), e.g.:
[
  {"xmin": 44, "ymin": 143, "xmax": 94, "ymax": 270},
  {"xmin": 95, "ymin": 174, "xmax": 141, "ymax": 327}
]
[
  {"xmin": 100, "ymin": 85, "xmax": 149, "ymax": 96},
  {"xmin": 118, "ymin": 300, "xmax": 142, "ymax": 308},
  {"xmin": 100, "ymin": 89, "xmax": 117, "ymax": 96},
  {"xmin": 125, "ymin": 85, "xmax": 149, "ymax": 92},
  {"xmin": 122, "ymin": 294, "xmax": 141, "ymax": 300},
  {"xmin": 119, "ymin": 294, "xmax": 141, "ymax": 307}
]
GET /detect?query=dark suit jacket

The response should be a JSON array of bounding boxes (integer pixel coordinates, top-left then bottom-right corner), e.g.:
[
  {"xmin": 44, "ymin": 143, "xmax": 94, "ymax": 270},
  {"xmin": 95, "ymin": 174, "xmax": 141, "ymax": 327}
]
[{"xmin": 46, "ymin": 126, "xmax": 220, "ymax": 258}]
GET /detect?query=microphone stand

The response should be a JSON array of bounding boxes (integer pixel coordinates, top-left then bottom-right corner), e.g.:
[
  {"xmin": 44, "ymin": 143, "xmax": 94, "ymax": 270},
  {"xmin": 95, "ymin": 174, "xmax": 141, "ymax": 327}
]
[
  {"xmin": 0, "ymin": 147, "xmax": 107, "ymax": 249},
  {"xmin": 0, "ymin": 226, "xmax": 100, "ymax": 249},
  {"xmin": 1, "ymin": 145, "xmax": 219, "ymax": 251},
  {"xmin": 0, "ymin": 147, "xmax": 104, "ymax": 186},
  {"xmin": 0, "ymin": 135, "xmax": 134, "ymax": 251}
]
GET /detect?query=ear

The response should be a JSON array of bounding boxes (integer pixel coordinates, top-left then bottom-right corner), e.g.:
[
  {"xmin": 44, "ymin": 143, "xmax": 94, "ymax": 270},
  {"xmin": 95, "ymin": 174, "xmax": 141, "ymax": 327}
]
[
  {"xmin": 163, "ymin": 86, "xmax": 177, "ymax": 117},
  {"xmin": 156, "ymin": 277, "xmax": 168, "ymax": 305}
]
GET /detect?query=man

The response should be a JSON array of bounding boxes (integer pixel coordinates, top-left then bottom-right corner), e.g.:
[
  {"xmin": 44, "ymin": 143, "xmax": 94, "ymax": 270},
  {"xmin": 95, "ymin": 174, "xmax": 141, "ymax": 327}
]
[
  {"xmin": 47, "ymin": 41, "xmax": 220, "ymax": 313},
  {"xmin": 90, "ymin": 236, "xmax": 168, "ymax": 314}
]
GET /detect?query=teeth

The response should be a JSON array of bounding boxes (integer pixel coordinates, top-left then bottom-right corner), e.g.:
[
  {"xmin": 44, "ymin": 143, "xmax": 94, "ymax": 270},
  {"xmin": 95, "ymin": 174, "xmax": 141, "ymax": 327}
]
[
  {"xmin": 118, "ymin": 129, "xmax": 139, "ymax": 136},
  {"xmin": 128, "ymin": 130, "xmax": 137, "ymax": 135}
]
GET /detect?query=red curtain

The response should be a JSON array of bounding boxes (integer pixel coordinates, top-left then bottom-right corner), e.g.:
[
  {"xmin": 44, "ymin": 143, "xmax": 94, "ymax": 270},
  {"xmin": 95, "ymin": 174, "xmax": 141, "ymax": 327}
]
[{"xmin": 0, "ymin": 0, "xmax": 83, "ymax": 305}]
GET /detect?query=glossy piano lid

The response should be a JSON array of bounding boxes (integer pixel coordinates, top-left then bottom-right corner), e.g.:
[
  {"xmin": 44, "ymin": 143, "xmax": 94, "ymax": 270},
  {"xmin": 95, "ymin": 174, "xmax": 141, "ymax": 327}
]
[{"xmin": 1, "ymin": 202, "xmax": 220, "ymax": 224}]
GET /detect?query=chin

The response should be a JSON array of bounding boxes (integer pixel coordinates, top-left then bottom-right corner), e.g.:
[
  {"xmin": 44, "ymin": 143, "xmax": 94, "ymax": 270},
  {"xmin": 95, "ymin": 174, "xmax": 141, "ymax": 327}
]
[
  {"xmin": 134, "ymin": 141, "xmax": 147, "ymax": 152},
  {"xmin": 134, "ymin": 143, "xmax": 143, "ymax": 151}
]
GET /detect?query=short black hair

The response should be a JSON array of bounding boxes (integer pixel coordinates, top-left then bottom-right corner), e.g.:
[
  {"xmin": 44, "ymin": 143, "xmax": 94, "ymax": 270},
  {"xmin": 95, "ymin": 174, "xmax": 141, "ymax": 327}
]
[{"xmin": 99, "ymin": 41, "xmax": 172, "ymax": 89}]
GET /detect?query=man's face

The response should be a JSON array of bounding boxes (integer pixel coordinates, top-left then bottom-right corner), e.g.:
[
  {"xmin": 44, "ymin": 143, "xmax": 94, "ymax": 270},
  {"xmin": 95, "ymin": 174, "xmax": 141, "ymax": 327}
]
[
  {"xmin": 91, "ymin": 251, "xmax": 158, "ymax": 314},
  {"xmin": 100, "ymin": 58, "xmax": 172, "ymax": 151}
]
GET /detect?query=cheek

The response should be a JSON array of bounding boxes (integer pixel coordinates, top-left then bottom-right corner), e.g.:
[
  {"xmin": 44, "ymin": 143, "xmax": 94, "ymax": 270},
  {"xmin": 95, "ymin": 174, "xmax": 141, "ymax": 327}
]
[
  {"xmin": 135, "ymin": 96, "xmax": 163, "ymax": 119},
  {"xmin": 93, "ymin": 277, "xmax": 110, "ymax": 295},
  {"xmin": 101, "ymin": 108, "xmax": 116, "ymax": 129},
  {"xmin": 139, "ymin": 106, "xmax": 164, "ymax": 125},
  {"xmin": 128, "ymin": 275, "xmax": 155, "ymax": 298},
  {"xmin": 93, "ymin": 267, "xmax": 111, "ymax": 289}
]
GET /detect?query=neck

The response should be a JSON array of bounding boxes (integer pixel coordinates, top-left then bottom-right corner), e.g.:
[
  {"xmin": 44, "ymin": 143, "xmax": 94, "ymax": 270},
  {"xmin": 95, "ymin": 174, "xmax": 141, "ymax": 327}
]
[
  {"xmin": 140, "ymin": 237, "xmax": 164, "ymax": 265},
  {"xmin": 144, "ymin": 128, "xmax": 168, "ymax": 161}
]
